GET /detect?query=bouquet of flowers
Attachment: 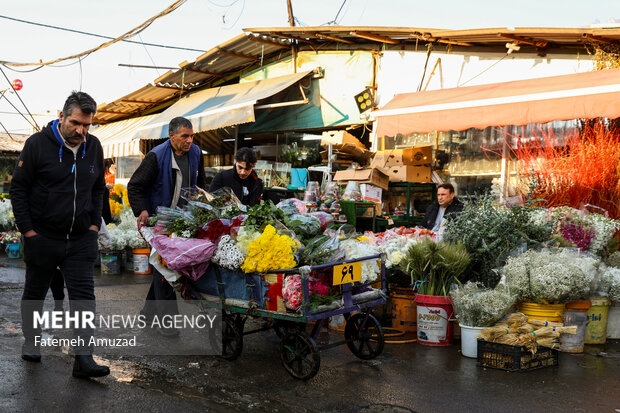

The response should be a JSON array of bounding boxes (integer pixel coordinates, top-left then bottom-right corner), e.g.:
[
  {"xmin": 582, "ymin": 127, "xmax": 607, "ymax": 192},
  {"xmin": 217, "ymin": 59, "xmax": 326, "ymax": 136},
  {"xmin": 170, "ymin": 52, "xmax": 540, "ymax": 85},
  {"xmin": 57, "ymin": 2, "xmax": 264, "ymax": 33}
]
[
  {"xmin": 450, "ymin": 281, "xmax": 516, "ymax": 327},
  {"xmin": 0, "ymin": 199, "xmax": 15, "ymax": 231},
  {"xmin": 211, "ymin": 235, "xmax": 245, "ymax": 270},
  {"xmin": 340, "ymin": 238, "xmax": 381, "ymax": 283},
  {"xmin": 501, "ymin": 248, "xmax": 599, "ymax": 303},
  {"xmin": 0, "ymin": 230, "xmax": 21, "ymax": 244},
  {"xmin": 240, "ymin": 224, "xmax": 297, "ymax": 273},
  {"xmin": 109, "ymin": 183, "xmax": 130, "ymax": 218}
]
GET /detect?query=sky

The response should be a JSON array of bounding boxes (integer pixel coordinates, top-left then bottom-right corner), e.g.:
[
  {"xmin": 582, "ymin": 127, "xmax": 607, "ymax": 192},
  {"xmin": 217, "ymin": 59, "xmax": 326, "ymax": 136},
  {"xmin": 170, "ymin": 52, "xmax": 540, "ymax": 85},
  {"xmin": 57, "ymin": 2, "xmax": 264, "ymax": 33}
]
[{"xmin": 0, "ymin": 0, "xmax": 618, "ymax": 134}]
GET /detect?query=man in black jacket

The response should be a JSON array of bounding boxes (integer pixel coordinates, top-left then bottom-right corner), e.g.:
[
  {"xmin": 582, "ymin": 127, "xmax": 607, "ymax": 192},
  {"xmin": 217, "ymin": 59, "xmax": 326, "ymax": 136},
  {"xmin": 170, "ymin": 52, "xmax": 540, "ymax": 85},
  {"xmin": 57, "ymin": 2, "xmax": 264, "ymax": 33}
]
[
  {"xmin": 11, "ymin": 91, "xmax": 109, "ymax": 378},
  {"xmin": 128, "ymin": 116, "xmax": 206, "ymax": 336},
  {"xmin": 420, "ymin": 183, "xmax": 463, "ymax": 233},
  {"xmin": 209, "ymin": 147, "xmax": 263, "ymax": 207}
]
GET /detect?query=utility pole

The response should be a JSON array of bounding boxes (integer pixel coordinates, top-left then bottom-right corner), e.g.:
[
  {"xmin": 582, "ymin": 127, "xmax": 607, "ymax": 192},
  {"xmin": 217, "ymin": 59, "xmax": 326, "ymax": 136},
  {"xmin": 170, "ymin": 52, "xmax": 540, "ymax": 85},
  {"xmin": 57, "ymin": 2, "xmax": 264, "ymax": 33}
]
[{"xmin": 286, "ymin": 0, "xmax": 295, "ymax": 26}]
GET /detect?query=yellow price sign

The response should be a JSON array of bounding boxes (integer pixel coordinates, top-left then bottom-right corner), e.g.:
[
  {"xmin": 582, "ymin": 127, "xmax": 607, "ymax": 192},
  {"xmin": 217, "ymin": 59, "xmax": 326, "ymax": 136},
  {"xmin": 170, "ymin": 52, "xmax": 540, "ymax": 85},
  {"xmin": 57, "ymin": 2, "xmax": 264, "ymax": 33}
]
[{"xmin": 333, "ymin": 261, "xmax": 362, "ymax": 285}]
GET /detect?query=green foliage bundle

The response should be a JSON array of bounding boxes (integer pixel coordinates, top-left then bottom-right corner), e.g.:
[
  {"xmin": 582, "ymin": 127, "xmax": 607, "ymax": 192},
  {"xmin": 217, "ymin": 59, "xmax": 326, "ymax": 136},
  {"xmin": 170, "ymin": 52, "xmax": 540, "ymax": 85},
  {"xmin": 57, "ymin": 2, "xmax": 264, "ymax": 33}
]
[
  {"xmin": 399, "ymin": 238, "xmax": 470, "ymax": 296},
  {"xmin": 443, "ymin": 194, "xmax": 554, "ymax": 287},
  {"xmin": 244, "ymin": 200, "xmax": 285, "ymax": 231}
]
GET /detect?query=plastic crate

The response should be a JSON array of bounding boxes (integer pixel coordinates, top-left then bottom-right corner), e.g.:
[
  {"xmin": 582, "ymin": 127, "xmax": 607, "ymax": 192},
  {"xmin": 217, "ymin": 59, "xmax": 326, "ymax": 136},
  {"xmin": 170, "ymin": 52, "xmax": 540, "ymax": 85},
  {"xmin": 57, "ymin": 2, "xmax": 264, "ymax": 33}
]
[{"xmin": 477, "ymin": 339, "xmax": 558, "ymax": 372}]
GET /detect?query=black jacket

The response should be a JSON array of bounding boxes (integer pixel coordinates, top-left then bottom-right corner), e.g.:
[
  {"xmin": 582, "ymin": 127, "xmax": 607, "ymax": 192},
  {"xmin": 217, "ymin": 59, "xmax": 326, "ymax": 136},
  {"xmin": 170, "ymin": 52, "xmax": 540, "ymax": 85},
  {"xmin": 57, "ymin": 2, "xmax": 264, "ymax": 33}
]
[
  {"xmin": 10, "ymin": 120, "xmax": 105, "ymax": 240},
  {"xmin": 209, "ymin": 167, "xmax": 263, "ymax": 207},
  {"xmin": 420, "ymin": 198, "xmax": 463, "ymax": 230},
  {"xmin": 127, "ymin": 149, "xmax": 206, "ymax": 217}
]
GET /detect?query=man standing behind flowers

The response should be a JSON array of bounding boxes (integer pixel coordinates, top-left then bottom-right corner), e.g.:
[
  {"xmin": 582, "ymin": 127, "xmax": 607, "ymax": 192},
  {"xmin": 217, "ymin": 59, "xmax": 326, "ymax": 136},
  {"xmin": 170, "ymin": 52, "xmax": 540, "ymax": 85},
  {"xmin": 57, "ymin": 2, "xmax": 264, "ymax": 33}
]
[
  {"xmin": 420, "ymin": 183, "xmax": 463, "ymax": 235},
  {"xmin": 10, "ymin": 91, "xmax": 109, "ymax": 378},
  {"xmin": 128, "ymin": 116, "xmax": 206, "ymax": 336}
]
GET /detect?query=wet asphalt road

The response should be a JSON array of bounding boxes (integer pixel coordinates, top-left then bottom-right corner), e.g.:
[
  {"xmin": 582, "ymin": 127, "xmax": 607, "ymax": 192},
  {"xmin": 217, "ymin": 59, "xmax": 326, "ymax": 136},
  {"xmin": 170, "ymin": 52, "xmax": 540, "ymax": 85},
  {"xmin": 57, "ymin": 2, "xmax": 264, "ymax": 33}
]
[{"xmin": 1, "ymin": 256, "xmax": 619, "ymax": 413}]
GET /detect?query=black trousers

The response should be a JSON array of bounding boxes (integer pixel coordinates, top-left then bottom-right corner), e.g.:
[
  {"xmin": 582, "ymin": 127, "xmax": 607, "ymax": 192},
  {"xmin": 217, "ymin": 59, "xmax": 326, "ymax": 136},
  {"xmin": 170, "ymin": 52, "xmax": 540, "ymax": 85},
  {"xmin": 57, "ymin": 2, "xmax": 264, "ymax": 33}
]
[
  {"xmin": 141, "ymin": 267, "xmax": 178, "ymax": 318},
  {"xmin": 50, "ymin": 268, "xmax": 65, "ymax": 301},
  {"xmin": 21, "ymin": 230, "xmax": 99, "ymax": 355}
]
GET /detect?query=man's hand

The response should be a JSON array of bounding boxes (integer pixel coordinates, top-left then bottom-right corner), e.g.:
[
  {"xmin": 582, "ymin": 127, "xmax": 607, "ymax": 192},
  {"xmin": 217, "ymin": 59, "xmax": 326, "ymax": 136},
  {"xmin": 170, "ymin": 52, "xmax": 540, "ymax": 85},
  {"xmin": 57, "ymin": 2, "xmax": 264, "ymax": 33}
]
[
  {"xmin": 23, "ymin": 230, "xmax": 37, "ymax": 238},
  {"xmin": 89, "ymin": 225, "xmax": 99, "ymax": 232},
  {"xmin": 137, "ymin": 210, "xmax": 149, "ymax": 227}
]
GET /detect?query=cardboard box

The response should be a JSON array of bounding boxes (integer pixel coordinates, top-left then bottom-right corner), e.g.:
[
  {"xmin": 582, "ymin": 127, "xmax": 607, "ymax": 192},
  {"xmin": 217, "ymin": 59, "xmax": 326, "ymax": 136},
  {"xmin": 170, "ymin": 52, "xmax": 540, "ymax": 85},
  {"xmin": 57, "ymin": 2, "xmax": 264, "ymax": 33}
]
[
  {"xmin": 371, "ymin": 146, "xmax": 433, "ymax": 169},
  {"xmin": 360, "ymin": 184, "xmax": 383, "ymax": 204},
  {"xmin": 382, "ymin": 165, "xmax": 432, "ymax": 183},
  {"xmin": 408, "ymin": 145, "xmax": 433, "ymax": 166},
  {"xmin": 321, "ymin": 130, "xmax": 366, "ymax": 149},
  {"xmin": 333, "ymin": 167, "xmax": 389, "ymax": 190}
]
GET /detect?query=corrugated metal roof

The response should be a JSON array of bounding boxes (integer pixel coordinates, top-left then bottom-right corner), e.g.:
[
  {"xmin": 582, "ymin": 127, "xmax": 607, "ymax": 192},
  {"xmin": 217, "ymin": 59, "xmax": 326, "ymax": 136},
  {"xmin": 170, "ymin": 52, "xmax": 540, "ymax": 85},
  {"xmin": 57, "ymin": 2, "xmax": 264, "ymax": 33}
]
[
  {"xmin": 0, "ymin": 133, "xmax": 28, "ymax": 152},
  {"xmin": 95, "ymin": 26, "xmax": 620, "ymax": 124},
  {"xmin": 92, "ymin": 114, "xmax": 158, "ymax": 158}
]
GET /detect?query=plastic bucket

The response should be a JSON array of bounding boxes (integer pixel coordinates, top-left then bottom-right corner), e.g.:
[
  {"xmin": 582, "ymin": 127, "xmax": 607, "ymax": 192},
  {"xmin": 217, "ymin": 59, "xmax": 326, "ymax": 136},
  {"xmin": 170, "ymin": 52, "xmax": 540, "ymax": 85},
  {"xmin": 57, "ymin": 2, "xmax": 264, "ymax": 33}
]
[
  {"xmin": 585, "ymin": 296, "xmax": 611, "ymax": 344},
  {"xmin": 459, "ymin": 324, "xmax": 484, "ymax": 358},
  {"xmin": 560, "ymin": 300, "xmax": 590, "ymax": 353},
  {"xmin": 132, "ymin": 248, "xmax": 151, "ymax": 275},
  {"xmin": 518, "ymin": 302, "xmax": 565, "ymax": 323},
  {"xmin": 415, "ymin": 294, "xmax": 454, "ymax": 346},
  {"xmin": 391, "ymin": 288, "xmax": 417, "ymax": 333},
  {"xmin": 607, "ymin": 304, "xmax": 620, "ymax": 339},
  {"xmin": 100, "ymin": 251, "xmax": 121, "ymax": 275},
  {"xmin": 6, "ymin": 243, "xmax": 21, "ymax": 259}
]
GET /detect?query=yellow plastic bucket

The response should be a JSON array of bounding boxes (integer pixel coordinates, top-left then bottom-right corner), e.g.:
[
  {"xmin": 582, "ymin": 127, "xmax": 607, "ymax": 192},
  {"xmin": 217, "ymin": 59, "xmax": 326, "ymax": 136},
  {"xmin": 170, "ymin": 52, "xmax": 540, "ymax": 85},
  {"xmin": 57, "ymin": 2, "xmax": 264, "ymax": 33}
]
[
  {"xmin": 585, "ymin": 296, "xmax": 611, "ymax": 344},
  {"xmin": 518, "ymin": 302, "xmax": 565, "ymax": 323},
  {"xmin": 132, "ymin": 248, "xmax": 152, "ymax": 275}
]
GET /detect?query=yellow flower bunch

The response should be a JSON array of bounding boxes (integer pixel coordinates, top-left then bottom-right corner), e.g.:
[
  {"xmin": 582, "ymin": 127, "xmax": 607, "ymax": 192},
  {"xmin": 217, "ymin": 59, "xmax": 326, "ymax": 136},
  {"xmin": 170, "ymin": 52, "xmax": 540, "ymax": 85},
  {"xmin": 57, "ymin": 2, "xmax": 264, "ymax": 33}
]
[
  {"xmin": 109, "ymin": 199, "xmax": 124, "ymax": 216},
  {"xmin": 241, "ymin": 225, "xmax": 297, "ymax": 273}
]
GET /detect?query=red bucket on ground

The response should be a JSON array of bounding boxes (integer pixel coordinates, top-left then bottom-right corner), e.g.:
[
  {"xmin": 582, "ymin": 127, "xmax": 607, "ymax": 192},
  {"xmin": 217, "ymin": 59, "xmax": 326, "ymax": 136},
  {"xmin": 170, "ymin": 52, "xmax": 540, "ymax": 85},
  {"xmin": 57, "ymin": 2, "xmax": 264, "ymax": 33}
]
[{"xmin": 414, "ymin": 294, "xmax": 454, "ymax": 346}]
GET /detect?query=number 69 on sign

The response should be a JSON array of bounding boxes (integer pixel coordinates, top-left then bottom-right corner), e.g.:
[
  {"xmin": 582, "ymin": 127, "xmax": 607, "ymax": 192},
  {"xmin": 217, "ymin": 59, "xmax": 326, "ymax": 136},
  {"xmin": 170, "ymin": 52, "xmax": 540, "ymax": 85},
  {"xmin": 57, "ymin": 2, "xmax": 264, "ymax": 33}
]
[{"xmin": 332, "ymin": 261, "xmax": 362, "ymax": 285}]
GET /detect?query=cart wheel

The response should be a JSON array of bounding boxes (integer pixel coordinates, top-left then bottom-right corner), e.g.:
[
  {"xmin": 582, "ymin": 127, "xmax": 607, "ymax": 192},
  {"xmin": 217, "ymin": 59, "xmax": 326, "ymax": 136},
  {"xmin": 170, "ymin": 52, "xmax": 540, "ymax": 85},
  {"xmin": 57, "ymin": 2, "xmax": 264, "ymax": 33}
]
[
  {"xmin": 280, "ymin": 331, "xmax": 320, "ymax": 380},
  {"xmin": 220, "ymin": 315, "xmax": 243, "ymax": 361},
  {"xmin": 273, "ymin": 320, "xmax": 302, "ymax": 339},
  {"xmin": 345, "ymin": 313, "xmax": 384, "ymax": 360}
]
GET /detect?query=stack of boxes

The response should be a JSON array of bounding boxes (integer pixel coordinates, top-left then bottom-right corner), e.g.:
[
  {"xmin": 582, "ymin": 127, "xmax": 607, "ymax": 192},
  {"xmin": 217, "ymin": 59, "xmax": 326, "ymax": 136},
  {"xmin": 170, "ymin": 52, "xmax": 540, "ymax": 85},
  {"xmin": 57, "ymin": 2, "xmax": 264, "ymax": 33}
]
[{"xmin": 370, "ymin": 146, "xmax": 433, "ymax": 183}]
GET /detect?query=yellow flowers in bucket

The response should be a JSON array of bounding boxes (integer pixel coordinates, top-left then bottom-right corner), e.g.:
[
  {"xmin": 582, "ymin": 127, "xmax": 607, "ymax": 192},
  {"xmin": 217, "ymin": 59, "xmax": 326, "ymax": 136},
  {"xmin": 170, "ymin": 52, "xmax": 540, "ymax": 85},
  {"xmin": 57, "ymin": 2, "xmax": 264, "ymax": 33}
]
[
  {"xmin": 109, "ymin": 183, "xmax": 130, "ymax": 217},
  {"xmin": 241, "ymin": 225, "xmax": 297, "ymax": 273}
]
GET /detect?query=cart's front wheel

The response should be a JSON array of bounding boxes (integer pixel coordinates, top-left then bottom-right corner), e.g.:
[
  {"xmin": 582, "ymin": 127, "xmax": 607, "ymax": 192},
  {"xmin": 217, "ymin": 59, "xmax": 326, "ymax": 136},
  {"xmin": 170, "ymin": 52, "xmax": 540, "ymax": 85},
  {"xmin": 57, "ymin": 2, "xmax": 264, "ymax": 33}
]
[
  {"xmin": 279, "ymin": 331, "xmax": 320, "ymax": 380},
  {"xmin": 345, "ymin": 313, "xmax": 384, "ymax": 360},
  {"xmin": 221, "ymin": 315, "xmax": 243, "ymax": 361}
]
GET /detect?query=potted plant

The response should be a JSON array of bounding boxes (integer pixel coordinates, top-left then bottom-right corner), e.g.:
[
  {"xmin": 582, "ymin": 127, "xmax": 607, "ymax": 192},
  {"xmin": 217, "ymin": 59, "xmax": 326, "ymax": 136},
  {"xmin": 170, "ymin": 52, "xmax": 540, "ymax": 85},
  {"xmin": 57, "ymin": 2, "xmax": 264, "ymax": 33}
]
[
  {"xmin": 450, "ymin": 282, "xmax": 516, "ymax": 357},
  {"xmin": 400, "ymin": 239, "xmax": 470, "ymax": 346},
  {"xmin": 1, "ymin": 230, "xmax": 22, "ymax": 259}
]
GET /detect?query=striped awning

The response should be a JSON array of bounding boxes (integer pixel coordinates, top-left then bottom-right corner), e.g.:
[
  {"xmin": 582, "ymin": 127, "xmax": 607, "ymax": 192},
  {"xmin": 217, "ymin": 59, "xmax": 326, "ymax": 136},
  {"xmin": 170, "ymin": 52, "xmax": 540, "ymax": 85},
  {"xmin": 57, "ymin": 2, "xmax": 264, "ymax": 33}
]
[
  {"xmin": 93, "ymin": 114, "xmax": 158, "ymax": 158},
  {"xmin": 372, "ymin": 68, "xmax": 620, "ymax": 135}
]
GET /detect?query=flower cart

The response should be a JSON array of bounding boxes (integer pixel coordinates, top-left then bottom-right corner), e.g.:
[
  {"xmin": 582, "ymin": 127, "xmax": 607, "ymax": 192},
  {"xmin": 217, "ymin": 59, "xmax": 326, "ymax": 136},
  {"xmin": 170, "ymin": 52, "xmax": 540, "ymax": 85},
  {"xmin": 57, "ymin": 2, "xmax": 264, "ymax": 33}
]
[{"xmin": 140, "ymin": 220, "xmax": 387, "ymax": 380}]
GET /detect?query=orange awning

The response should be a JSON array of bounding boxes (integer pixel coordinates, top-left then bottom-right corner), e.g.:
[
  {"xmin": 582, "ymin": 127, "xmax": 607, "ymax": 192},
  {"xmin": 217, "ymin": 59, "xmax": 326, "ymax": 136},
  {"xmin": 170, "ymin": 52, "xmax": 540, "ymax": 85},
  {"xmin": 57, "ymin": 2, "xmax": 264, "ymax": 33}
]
[{"xmin": 372, "ymin": 68, "xmax": 620, "ymax": 136}]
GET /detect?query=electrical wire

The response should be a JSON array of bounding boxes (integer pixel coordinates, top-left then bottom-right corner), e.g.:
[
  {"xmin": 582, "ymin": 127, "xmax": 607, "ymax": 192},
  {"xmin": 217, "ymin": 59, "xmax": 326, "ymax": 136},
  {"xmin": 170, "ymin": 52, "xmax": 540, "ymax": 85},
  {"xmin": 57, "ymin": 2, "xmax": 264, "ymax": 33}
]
[
  {"xmin": 0, "ymin": 0, "xmax": 188, "ymax": 67},
  {"xmin": 138, "ymin": 34, "xmax": 161, "ymax": 77},
  {"xmin": 0, "ymin": 66, "xmax": 39, "ymax": 130},
  {"xmin": 0, "ymin": 93, "xmax": 36, "ymax": 129},
  {"xmin": 458, "ymin": 53, "xmax": 509, "ymax": 87},
  {"xmin": 221, "ymin": 0, "xmax": 245, "ymax": 29},
  {"xmin": 0, "ymin": 12, "xmax": 206, "ymax": 54}
]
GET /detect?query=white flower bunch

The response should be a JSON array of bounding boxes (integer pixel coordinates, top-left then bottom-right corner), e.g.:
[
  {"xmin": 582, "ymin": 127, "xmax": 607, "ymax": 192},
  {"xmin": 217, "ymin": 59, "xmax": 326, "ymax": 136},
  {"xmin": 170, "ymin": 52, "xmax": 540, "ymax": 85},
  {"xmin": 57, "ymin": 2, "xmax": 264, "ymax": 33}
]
[
  {"xmin": 380, "ymin": 236, "xmax": 418, "ymax": 268},
  {"xmin": 597, "ymin": 265, "xmax": 620, "ymax": 303},
  {"xmin": 583, "ymin": 213, "xmax": 620, "ymax": 254},
  {"xmin": 101, "ymin": 224, "xmax": 128, "ymax": 250},
  {"xmin": 212, "ymin": 235, "xmax": 244, "ymax": 270},
  {"xmin": 340, "ymin": 239, "xmax": 381, "ymax": 283},
  {"xmin": 502, "ymin": 249, "xmax": 599, "ymax": 303},
  {"xmin": 235, "ymin": 227, "xmax": 260, "ymax": 256},
  {"xmin": 451, "ymin": 282, "xmax": 516, "ymax": 327},
  {"xmin": 0, "ymin": 199, "xmax": 14, "ymax": 231}
]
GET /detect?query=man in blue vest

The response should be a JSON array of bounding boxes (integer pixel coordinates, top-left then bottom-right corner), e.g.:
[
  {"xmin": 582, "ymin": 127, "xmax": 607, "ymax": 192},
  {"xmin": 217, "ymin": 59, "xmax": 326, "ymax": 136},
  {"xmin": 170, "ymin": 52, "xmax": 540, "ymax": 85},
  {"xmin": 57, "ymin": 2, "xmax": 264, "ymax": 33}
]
[{"xmin": 128, "ymin": 116, "xmax": 206, "ymax": 336}]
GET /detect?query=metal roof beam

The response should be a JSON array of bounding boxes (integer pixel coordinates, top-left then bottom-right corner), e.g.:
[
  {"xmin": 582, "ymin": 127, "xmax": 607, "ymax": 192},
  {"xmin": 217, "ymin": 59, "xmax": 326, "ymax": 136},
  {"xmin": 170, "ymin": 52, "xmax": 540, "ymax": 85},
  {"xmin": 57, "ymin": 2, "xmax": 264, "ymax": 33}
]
[
  {"xmin": 97, "ymin": 110, "xmax": 134, "ymax": 115},
  {"xmin": 268, "ymin": 32, "xmax": 317, "ymax": 45},
  {"xmin": 216, "ymin": 49, "xmax": 260, "ymax": 62},
  {"xmin": 305, "ymin": 31, "xmax": 355, "ymax": 44},
  {"xmin": 583, "ymin": 34, "xmax": 617, "ymax": 45},
  {"xmin": 498, "ymin": 34, "xmax": 548, "ymax": 48},
  {"xmin": 121, "ymin": 100, "xmax": 157, "ymax": 105},
  {"xmin": 246, "ymin": 34, "xmax": 290, "ymax": 48},
  {"xmin": 411, "ymin": 32, "xmax": 474, "ymax": 47},
  {"xmin": 350, "ymin": 31, "xmax": 399, "ymax": 45}
]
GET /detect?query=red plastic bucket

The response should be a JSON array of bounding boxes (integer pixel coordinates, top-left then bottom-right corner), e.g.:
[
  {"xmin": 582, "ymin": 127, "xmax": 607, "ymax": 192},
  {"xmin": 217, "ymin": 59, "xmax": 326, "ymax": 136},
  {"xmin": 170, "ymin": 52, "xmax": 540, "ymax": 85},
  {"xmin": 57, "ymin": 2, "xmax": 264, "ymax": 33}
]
[{"xmin": 414, "ymin": 294, "xmax": 454, "ymax": 346}]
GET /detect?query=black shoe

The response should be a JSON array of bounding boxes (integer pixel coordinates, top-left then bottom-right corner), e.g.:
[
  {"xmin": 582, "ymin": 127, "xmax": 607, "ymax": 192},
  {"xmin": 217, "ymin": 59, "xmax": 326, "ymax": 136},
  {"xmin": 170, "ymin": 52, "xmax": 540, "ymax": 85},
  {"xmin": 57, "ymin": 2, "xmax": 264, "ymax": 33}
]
[
  {"xmin": 22, "ymin": 343, "xmax": 41, "ymax": 363},
  {"xmin": 156, "ymin": 326, "xmax": 180, "ymax": 337},
  {"xmin": 72, "ymin": 355, "xmax": 110, "ymax": 378}
]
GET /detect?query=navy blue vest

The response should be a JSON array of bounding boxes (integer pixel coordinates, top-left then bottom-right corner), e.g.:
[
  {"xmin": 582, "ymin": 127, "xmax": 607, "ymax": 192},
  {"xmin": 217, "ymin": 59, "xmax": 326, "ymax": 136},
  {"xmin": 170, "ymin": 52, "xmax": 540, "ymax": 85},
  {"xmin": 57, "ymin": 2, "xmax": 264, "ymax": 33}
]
[{"xmin": 147, "ymin": 140, "xmax": 201, "ymax": 215}]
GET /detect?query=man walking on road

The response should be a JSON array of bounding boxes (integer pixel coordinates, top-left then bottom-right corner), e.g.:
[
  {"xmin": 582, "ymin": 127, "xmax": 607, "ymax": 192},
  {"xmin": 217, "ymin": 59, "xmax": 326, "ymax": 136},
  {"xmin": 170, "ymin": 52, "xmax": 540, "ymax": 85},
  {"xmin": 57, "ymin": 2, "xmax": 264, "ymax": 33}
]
[
  {"xmin": 10, "ymin": 91, "xmax": 109, "ymax": 378},
  {"xmin": 128, "ymin": 116, "xmax": 206, "ymax": 336}
]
